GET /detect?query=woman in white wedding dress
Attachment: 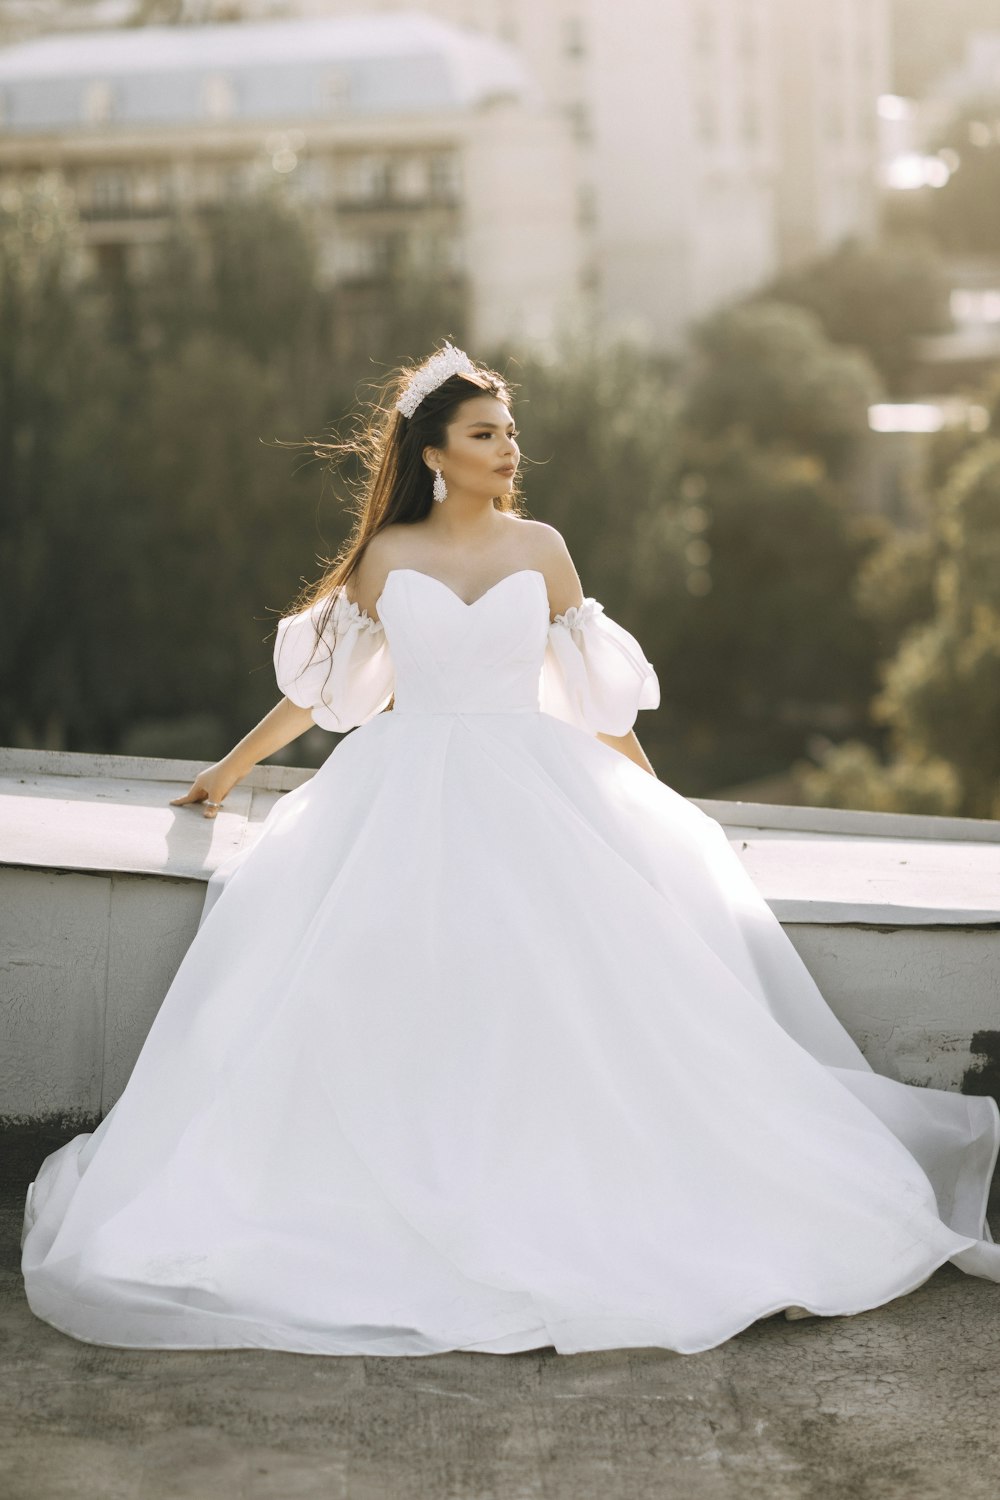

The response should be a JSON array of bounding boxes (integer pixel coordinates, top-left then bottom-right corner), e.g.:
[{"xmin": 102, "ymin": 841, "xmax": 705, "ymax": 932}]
[{"xmin": 21, "ymin": 343, "xmax": 1000, "ymax": 1357}]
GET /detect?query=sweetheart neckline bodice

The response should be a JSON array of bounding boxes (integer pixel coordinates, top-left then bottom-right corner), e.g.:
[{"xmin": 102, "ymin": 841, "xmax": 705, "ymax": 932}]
[
  {"xmin": 275, "ymin": 571, "xmax": 652, "ymax": 731},
  {"xmin": 374, "ymin": 567, "xmax": 548, "ymax": 622}
]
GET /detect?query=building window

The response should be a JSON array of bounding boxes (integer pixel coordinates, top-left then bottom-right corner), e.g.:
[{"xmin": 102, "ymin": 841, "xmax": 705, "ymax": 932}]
[
  {"xmin": 341, "ymin": 235, "xmax": 370, "ymax": 280},
  {"xmin": 90, "ymin": 170, "xmax": 130, "ymax": 215},
  {"xmin": 738, "ymin": 9, "xmax": 757, "ymax": 59},
  {"xmin": 94, "ymin": 241, "xmax": 127, "ymax": 281},
  {"xmin": 130, "ymin": 241, "xmax": 158, "ymax": 277},
  {"xmin": 349, "ymin": 155, "xmax": 392, "ymax": 202},
  {"xmin": 288, "ymin": 157, "xmax": 325, "ymax": 198},
  {"xmin": 444, "ymin": 234, "xmax": 464, "ymax": 274},
  {"xmin": 825, "ymin": 99, "xmax": 844, "ymax": 142},
  {"xmin": 696, "ymin": 95, "xmax": 718, "ymax": 144},
  {"xmin": 415, "ymin": 232, "xmax": 464, "ymax": 275},
  {"xmin": 395, "ymin": 155, "xmax": 428, "ymax": 201},
  {"xmin": 221, "ymin": 163, "xmax": 247, "ymax": 197},
  {"xmin": 133, "ymin": 169, "xmax": 171, "ymax": 210},
  {"xmin": 202, "ymin": 74, "xmax": 235, "ymax": 120},
  {"xmin": 195, "ymin": 164, "xmax": 227, "ymax": 202},
  {"xmin": 142, "ymin": 171, "xmax": 162, "ymax": 209},
  {"xmin": 741, "ymin": 96, "xmax": 761, "ymax": 144},
  {"xmin": 563, "ymin": 16, "xmax": 585, "ymax": 58},
  {"xmin": 334, "ymin": 235, "xmax": 379, "ymax": 279},
  {"xmin": 335, "ymin": 232, "xmax": 410, "ymax": 280},
  {"xmin": 566, "ymin": 100, "xmax": 592, "ymax": 142},
  {"xmin": 323, "ymin": 68, "xmax": 350, "ymax": 112},
  {"xmin": 83, "ymin": 80, "xmax": 115, "ymax": 124},
  {"xmin": 428, "ymin": 152, "xmax": 460, "ymax": 200},
  {"xmin": 952, "ymin": 288, "xmax": 1000, "ymax": 326},
  {"xmin": 693, "ymin": 1, "xmax": 716, "ymax": 56}
]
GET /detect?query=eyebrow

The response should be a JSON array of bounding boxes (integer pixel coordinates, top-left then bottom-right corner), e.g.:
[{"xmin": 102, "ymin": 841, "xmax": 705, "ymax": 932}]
[{"xmin": 464, "ymin": 420, "xmax": 515, "ymax": 428}]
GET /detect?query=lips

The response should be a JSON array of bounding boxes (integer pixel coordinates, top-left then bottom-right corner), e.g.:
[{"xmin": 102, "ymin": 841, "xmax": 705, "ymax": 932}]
[{"xmin": 495, "ymin": 466, "xmax": 516, "ymax": 476}]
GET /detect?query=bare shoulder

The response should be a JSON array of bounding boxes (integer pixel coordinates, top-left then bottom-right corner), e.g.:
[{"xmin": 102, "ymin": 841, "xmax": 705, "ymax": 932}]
[
  {"xmin": 508, "ymin": 515, "xmax": 565, "ymax": 553},
  {"xmin": 512, "ymin": 518, "xmax": 584, "ymax": 618},
  {"xmin": 346, "ymin": 525, "xmax": 409, "ymax": 617}
]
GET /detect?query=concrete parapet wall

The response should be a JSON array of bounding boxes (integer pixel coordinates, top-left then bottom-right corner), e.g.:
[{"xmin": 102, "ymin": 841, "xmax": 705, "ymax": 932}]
[{"xmin": 2, "ymin": 748, "xmax": 999, "ymax": 1125}]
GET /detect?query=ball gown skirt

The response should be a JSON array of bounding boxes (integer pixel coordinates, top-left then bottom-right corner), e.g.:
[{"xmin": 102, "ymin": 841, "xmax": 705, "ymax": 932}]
[{"xmin": 20, "ymin": 567, "xmax": 1000, "ymax": 1356}]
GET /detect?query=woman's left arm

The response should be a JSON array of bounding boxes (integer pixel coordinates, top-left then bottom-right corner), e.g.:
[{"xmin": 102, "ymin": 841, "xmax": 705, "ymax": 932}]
[{"xmin": 596, "ymin": 729, "xmax": 657, "ymax": 777}]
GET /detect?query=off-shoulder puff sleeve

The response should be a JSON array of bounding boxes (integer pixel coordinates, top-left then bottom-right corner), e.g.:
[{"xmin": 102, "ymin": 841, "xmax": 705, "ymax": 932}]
[
  {"xmin": 539, "ymin": 597, "xmax": 660, "ymax": 737},
  {"xmin": 274, "ymin": 587, "xmax": 394, "ymax": 732}
]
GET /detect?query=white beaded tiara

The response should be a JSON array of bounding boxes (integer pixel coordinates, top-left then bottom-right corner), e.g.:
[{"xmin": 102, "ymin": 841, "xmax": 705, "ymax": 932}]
[{"xmin": 395, "ymin": 341, "xmax": 478, "ymax": 420}]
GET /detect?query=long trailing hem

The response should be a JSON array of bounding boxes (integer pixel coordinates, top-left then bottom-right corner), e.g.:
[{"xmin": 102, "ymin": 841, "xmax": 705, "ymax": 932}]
[{"xmin": 21, "ymin": 569, "xmax": 1000, "ymax": 1354}]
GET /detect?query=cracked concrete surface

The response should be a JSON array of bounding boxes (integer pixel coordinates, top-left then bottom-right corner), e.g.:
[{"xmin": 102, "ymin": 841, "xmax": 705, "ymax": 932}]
[{"xmin": 3, "ymin": 1128, "xmax": 999, "ymax": 1500}]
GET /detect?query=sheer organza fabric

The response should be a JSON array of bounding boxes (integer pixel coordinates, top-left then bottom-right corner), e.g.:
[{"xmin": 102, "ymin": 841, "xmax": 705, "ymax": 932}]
[
  {"xmin": 21, "ymin": 567, "xmax": 999, "ymax": 1357},
  {"xmin": 273, "ymin": 581, "xmax": 660, "ymax": 736}
]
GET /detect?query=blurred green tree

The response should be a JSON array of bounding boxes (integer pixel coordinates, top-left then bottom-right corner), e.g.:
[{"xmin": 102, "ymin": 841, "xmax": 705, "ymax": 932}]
[
  {"xmin": 797, "ymin": 438, "xmax": 1000, "ymax": 816},
  {"xmin": 0, "ymin": 178, "xmax": 142, "ymax": 750},
  {"xmin": 1, "ymin": 186, "xmax": 467, "ymax": 758},
  {"xmin": 680, "ymin": 300, "xmax": 882, "ymax": 477},
  {"xmin": 122, "ymin": 332, "xmax": 319, "ymax": 726},
  {"xmin": 852, "ymin": 525, "xmax": 938, "ymax": 660},
  {"xmin": 754, "ymin": 235, "xmax": 952, "ymax": 393},
  {"xmin": 645, "ymin": 431, "xmax": 886, "ymax": 793}
]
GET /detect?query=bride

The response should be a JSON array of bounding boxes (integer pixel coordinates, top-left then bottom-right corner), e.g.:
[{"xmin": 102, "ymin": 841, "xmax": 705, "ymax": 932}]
[{"xmin": 21, "ymin": 342, "xmax": 1000, "ymax": 1357}]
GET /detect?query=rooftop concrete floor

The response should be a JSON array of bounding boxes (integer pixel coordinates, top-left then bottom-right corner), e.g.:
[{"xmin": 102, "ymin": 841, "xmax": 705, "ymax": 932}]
[{"xmin": 3, "ymin": 1126, "xmax": 1000, "ymax": 1500}]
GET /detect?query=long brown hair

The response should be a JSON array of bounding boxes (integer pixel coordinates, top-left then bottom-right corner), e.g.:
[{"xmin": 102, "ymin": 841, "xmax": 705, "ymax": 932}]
[{"xmin": 279, "ymin": 345, "xmax": 527, "ymax": 693}]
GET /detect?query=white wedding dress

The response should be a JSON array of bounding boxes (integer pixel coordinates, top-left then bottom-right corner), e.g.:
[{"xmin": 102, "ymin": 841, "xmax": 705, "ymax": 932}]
[{"xmin": 21, "ymin": 566, "xmax": 1000, "ymax": 1356}]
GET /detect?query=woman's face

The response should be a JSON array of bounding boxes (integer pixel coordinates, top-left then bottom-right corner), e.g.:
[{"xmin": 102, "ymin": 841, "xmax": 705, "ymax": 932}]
[{"xmin": 428, "ymin": 395, "xmax": 520, "ymax": 499}]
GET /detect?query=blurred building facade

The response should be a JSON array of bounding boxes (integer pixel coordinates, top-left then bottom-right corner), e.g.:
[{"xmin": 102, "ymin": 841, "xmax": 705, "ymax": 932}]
[
  {"xmin": 888, "ymin": 0, "xmax": 1000, "ymax": 98},
  {"xmin": 876, "ymin": 24, "xmax": 1000, "ymax": 380},
  {"xmin": 238, "ymin": 0, "xmax": 892, "ymax": 346},
  {"xmin": 0, "ymin": 12, "xmax": 582, "ymax": 349},
  {"xmin": 0, "ymin": 0, "xmax": 892, "ymax": 351}
]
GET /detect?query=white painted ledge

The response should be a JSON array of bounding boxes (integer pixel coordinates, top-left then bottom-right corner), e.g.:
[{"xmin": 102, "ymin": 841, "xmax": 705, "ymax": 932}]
[
  {"xmin": 0, "ymin": 747, "xmax": 311, "ymax": 882},
  {"xmin": 697, "ymin": 799, "xmax": 1000, "ymax": 928},
  {"xmin": 3, "ymin": 749, "xmax": 999, "ymax": 927}
]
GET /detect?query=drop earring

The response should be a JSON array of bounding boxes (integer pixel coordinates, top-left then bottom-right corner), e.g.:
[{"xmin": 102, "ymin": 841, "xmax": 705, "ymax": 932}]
[{"xmin": 433, "ymin": 468, "xmax": 447, "ymax": 503}]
